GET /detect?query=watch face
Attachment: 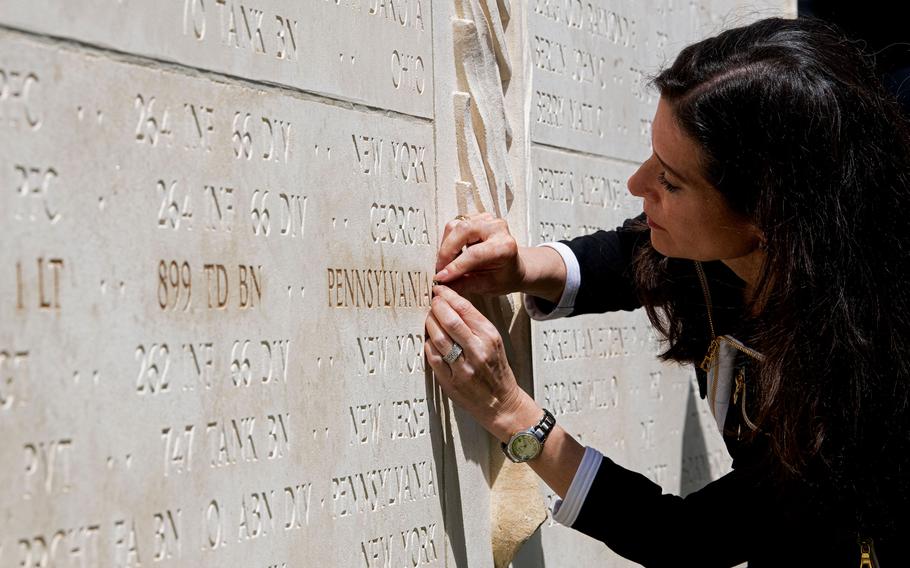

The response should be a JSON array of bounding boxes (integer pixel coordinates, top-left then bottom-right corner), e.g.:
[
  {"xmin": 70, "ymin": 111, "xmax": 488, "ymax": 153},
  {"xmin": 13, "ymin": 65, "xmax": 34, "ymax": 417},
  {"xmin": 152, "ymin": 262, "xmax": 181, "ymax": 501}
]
[{"xmin": 509, "ymin": 433, "xmax": 541, "ymax": 461}]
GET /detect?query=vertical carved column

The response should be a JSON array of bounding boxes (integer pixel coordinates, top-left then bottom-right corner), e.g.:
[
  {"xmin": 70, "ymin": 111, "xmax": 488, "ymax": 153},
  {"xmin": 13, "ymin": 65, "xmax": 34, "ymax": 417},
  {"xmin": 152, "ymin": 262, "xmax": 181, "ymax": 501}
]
[
  {"xmin": 452, "ymin": 2, "xmax": 547, "ymax": 567},
  {"xmin": 452, "ymin": 0, "xmax": 514, "ymax": 218}
]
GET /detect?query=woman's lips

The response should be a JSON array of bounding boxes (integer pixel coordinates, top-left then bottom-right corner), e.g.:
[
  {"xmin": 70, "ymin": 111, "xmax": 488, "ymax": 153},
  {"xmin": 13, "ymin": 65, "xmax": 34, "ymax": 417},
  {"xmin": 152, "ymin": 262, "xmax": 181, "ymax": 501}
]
[{"xmin": 646, "ymin": 215, "xmax": 665, "ymax": 231}]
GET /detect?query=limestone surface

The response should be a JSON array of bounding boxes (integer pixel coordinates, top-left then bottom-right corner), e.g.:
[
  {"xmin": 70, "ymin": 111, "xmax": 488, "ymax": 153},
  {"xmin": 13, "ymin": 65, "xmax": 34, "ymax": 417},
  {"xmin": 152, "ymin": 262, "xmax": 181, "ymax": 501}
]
[{"xmin": 0, "ymin": 1, "xmax": 794, "ymax": 567}]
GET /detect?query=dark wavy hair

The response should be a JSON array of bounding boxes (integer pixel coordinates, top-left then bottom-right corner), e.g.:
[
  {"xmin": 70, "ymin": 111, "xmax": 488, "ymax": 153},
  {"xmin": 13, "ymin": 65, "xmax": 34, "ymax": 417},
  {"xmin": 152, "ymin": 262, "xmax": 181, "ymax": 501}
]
[{"xmin": 636, "ymin": 17, "xmax": 910, "ymax": 533}]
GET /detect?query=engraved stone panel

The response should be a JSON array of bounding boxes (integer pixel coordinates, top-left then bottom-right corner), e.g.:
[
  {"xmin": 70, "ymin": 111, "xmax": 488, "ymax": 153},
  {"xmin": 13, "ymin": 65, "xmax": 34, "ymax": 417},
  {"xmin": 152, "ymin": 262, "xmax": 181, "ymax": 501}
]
[
  {"xmin": 0, "ymin": 30, "xmax": 443, "ymax": 567},
  {"xmin": 529, "ymin": 0, "xmax": 647, "ymax": 159},
  {"xmin": 1, "ymin": 0, "xmax": 433, "ymax": 118},
  {"xmin": 529, "ymin": 0, "xmax": 795, "ymax": 160}
]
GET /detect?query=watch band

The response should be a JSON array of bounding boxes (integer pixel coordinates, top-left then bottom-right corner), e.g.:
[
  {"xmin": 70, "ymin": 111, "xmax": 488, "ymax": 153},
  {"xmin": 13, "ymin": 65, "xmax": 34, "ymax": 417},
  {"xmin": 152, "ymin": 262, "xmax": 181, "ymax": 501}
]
[{"xmin": 532, "ymin": 408, "xmax": 556, "ymax": 443}]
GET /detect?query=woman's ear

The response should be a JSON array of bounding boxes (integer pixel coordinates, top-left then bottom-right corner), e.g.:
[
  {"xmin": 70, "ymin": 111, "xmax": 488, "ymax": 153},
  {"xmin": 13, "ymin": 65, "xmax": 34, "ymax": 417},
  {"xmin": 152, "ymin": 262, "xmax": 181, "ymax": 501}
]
[{"xmin": 749, "ymin": 223, "xmax": 766, "ymax": 251}]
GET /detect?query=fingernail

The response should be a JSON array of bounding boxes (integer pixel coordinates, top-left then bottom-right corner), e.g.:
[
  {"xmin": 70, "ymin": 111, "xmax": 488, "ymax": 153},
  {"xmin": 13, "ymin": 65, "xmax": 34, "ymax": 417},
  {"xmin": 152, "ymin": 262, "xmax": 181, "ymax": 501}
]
[{"xmin": 436, "ymin": 269, "xmax": 449, "ymax": 280}]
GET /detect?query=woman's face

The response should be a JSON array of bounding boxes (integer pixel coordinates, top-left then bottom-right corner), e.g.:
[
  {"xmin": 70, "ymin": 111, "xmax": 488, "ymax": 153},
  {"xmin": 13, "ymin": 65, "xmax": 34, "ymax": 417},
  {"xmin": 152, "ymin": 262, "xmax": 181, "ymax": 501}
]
[{"xmin": 628, "ymin": 98, "xmax": 761, "ymax": 261}]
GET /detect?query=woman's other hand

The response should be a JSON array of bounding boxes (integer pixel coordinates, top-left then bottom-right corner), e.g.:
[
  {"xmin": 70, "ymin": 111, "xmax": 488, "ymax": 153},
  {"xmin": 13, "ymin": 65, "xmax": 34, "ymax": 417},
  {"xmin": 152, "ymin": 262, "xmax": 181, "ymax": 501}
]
[
  {"xmin": 434, "ymin": 213, "xmax": 525, "ymax": 296},
  {"xmin": 424, "ymin": 285, "xmax": 540, "ymax": 442},
  {"xmin": 434, "ymin": 213, "xmax": 568, "ymax": 303},
  {"xmin": 424, "ymin": 285, "xmax": 585, "ymax": 498}
]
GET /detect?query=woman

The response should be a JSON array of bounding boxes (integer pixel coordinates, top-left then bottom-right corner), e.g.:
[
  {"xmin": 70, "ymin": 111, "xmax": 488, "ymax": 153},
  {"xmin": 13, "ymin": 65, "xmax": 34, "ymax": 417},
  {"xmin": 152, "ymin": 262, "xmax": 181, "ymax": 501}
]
[{"xmin": 424, "ymin": 17, "xmax": 910, "ymax": 567}]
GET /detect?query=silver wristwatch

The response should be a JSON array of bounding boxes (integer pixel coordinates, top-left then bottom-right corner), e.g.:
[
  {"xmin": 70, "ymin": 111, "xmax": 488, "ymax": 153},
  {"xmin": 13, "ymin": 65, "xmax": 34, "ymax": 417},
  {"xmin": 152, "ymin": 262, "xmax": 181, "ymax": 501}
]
[{"xmin": 500, "ymin": 409, "xmax": 556, "ymax": 463}]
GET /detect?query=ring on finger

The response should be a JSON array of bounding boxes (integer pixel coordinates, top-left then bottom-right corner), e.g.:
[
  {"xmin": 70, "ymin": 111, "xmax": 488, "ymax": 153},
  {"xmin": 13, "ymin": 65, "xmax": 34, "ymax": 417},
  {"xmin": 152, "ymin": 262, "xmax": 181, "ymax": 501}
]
[
  {"xmin": 442, "ymin": 342, "xmax": 464, "ymax": 364},
  {"xmin": 454, "ymin": 214, "xmax": 468, "ymax": 222}
]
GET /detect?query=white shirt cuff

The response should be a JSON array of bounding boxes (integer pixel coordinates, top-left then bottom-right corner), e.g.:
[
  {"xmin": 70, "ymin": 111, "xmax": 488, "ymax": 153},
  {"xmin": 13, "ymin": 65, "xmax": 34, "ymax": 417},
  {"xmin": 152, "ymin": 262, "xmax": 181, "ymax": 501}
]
[
  {"xmin": 551, "ymin": 446, "xmax": 603, "ymax": 527},
  {"xmin": 522, "ymin": 242, "xmax": 580, "ymax": 321}
]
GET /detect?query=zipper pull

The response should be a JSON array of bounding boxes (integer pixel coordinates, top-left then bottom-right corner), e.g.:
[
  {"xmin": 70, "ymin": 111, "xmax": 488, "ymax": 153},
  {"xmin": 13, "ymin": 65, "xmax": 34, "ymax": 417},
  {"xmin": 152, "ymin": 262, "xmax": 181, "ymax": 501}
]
[
  {"xmin": 739, "ymin": 371, "xmax": 760, "ymax": 432},
  {"xmin": 700, "ymin": 337, "xmax": 720, "ymax": 373},
  {"xmin": 733, "ymin": 369, "xmax": 745, "ymax": 405},
  {"xmin": 858, "ymin": 537, "xmax": 876, "ymax": 568}
]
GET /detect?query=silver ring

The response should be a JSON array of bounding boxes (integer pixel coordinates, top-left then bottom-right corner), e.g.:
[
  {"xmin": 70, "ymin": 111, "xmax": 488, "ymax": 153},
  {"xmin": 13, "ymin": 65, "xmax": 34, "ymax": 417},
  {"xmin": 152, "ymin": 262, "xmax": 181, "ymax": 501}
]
[{"xmin": 442, "ymin": 342, "xmax": 463, "ymax": 364}]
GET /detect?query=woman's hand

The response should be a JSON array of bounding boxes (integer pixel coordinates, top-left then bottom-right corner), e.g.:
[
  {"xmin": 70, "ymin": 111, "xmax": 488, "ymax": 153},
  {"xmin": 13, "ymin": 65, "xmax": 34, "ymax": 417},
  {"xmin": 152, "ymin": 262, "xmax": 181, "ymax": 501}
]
[
  {"xmin": 424, "ymin": 285, "xmax": 541, "ymax": 442},
  {"xmin": 425, "ymin": 285, "xmax": 586, "ymax": 498},
  {"xmin": 434, "ymin": 213, "xmax": 525, "ymax": 296}
]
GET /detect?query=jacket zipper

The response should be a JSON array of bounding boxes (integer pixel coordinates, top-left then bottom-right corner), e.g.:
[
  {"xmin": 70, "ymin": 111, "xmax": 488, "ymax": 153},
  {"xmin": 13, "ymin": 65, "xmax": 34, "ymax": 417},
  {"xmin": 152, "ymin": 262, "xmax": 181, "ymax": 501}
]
[
  {"xmin": 733, "ymin": 369, "xmax": 744, "ymax": 405},
  {"xmin": 858, "ymin": 536, "xmax": 879, "ymax": 568},
  {"xmin": 733, "ymin": 370, "xmax": 744, "ymax": 440},
  {"xmin": 702, "ymin": 336, "xmax": 763, "ymax": 436},
  {"xmin": 700, "ymin": 336, "xmax": 721, "ymax": 373},
  {"xmin": 719, "ymin": 334, "xmax": 766, "ymax": 362},
  {"xmin": 695, "ymin": 263, "xmax": 765, "ymax": 436},
  {"xmin": 735, "ymin": 367, "xmax": 759, "ymax": 432}
]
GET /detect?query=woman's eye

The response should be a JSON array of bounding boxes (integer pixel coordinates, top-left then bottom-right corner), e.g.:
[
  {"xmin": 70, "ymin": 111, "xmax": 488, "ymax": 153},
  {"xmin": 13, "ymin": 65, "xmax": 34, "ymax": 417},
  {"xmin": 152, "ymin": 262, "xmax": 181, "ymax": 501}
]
[{"xmin": 657, "ymin": 172, "xmax": 680, "ymax": 193}]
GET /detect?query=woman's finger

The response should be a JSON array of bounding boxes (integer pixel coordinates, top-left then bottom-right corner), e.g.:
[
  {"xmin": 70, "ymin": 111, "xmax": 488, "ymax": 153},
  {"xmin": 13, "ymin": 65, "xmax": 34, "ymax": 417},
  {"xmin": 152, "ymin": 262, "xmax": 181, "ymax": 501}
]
[
  {"xmin": 424, "ymin": 337, "xmax": 452, "ymax": 382},
  {"xmin": 430, "ymin": 293, "xmax": 485, "ymax": 361},
  {"xmin": 425, "ymin": 312, "xmax": 472, "ymax": 369},
  {"xmin": 438, "ymin": 212, "xmax": 493, "ymax": 249},
  {"xmin": 435, "ymin": 239, "xmax": 505, "ymax": 283},
  {"xmin": 435, "ymin": 218, "xmax": 495, "ymax": 277},
  {"xmin": 425, "ymin": 312, "xmax": 455, "ymax": 355},
  {"xmin": 443, "ymin": 273, "xmax": 484, "ymax": 296},
  {"xmin": 437, "ymin": 215, "xmax": 478, "ymax": 270},
  {"xmin": 433, "ymin": 285, "xmax": 499, "ymax": 338},
  {"xmin": 436, "ymin": 218, "xmax": 462, "ymax": 273}
]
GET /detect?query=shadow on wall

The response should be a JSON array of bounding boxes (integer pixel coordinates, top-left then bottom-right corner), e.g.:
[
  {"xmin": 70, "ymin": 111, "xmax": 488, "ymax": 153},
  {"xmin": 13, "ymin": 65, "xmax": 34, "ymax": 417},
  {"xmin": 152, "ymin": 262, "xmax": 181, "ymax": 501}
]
[
  {"xmin": 510, "ymin": 528, "xmax": 545, "ymax": 568},
  {"xmin": 427, "ymin": 370, "xmax": 470, "ymax": 568},
  {"xmin": 680, "ymin": 379, "xmax": 713, "ymax": 497}
]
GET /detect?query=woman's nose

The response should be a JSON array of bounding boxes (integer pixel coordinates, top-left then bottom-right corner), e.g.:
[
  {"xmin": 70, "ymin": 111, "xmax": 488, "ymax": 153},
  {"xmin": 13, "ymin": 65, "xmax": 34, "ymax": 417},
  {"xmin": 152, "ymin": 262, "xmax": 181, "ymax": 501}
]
[
  {"xmin": 627, "ymin": 164, "xmax": 647, "ymax": 199},
  {"xmin": 627, "ymin": 157, "xmax": 659, "ymax": 202}
]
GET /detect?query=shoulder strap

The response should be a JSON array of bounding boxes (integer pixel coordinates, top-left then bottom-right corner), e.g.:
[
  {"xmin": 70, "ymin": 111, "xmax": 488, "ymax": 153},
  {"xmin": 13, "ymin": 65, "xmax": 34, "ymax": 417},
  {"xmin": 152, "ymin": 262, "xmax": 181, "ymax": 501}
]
[{"xmin": 694, "ymin": 261, "xmax": 717, "ymax": 338}]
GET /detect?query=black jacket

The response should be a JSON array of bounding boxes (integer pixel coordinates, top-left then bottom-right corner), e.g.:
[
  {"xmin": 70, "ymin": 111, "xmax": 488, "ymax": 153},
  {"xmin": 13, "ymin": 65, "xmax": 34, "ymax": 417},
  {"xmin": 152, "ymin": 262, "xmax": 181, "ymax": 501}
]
[{"xmin": 544, "ymin": 218, "xmax": 906, "ymax": 567}]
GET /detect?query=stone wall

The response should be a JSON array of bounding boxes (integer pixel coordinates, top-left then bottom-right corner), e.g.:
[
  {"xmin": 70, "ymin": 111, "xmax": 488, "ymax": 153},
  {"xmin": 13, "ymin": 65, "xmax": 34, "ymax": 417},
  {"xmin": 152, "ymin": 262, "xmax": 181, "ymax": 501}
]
[{"xmin": 0, "ymin": 1, "xmax": 791, "ymax": 566}]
